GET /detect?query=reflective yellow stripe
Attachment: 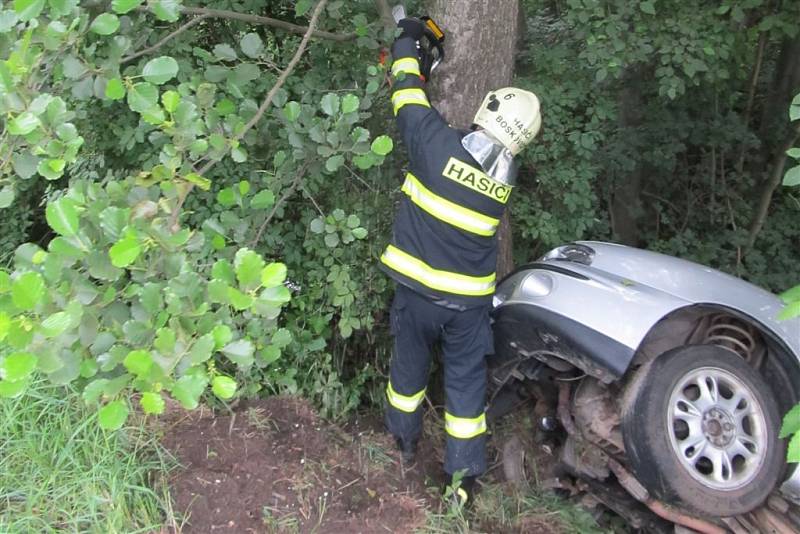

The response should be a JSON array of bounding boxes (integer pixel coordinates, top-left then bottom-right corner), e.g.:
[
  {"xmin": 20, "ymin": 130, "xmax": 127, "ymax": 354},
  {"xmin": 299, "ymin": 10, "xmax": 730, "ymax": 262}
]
[
  {"xmin": 391, "ymin": 57, "xmax": 421, "ymax": 78},
  {"xmin": 445, "ymin": 412, "xmax": 487, "ymax": 439},
  {"xmin": 401, "ymin": 173, "xmax": 499, "ymax": 236},
  {"xmin": 386, "ymin": 382, "xmax": 425, "ymax": 413},
  {"xmin": 381, "ymin": 245, "xmax": 495, "ymax": 296},
  {"xmin": 392, "ymin": 88, "xmax": 430, "ymax": 115}
]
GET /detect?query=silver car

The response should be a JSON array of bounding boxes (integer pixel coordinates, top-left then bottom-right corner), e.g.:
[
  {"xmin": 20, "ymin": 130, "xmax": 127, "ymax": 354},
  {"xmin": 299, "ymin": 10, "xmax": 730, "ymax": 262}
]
[{"xmin": 491, "ymin": 241, "xmax": 800, "ymax": 532}]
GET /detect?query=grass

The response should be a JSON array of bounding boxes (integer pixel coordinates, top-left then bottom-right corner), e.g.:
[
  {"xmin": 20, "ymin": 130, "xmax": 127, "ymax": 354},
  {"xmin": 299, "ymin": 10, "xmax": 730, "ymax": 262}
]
[
  {"xmin": 0, "ymin": 380, "xmax": 178, "ymax": 533},
  {"xmin": 422, "ymin": 482, "xmax": 607, "ymax": 534}
]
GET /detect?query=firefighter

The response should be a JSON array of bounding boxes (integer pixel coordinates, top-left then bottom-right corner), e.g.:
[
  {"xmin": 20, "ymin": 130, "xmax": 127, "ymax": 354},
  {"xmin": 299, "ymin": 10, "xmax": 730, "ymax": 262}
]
[{"xmin": 382, "ymin": 17, "xmax": 542, "ymax": 505}]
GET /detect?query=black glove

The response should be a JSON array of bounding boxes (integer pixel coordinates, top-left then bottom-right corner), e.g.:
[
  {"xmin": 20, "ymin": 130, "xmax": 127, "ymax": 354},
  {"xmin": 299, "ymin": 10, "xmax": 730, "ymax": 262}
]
[{"xmin": 398, "ymin": 17, "xmax": 425, "ymax": 41}]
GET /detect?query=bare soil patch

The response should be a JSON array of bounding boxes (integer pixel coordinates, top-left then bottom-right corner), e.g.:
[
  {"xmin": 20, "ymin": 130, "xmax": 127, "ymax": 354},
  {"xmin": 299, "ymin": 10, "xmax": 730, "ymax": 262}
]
[{"xmin": 162, "ymin": 397, "xmax": 440, "ymax": 533}]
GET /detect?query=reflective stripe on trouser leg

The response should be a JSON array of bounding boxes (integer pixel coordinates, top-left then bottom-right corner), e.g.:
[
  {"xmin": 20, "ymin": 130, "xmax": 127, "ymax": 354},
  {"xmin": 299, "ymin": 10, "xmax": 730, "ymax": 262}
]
[
  {"xmin": 445, "ymin": 412, "xmax": 487, "ymax": 439},
  {"xmin": 386, "ymin": 381, "xmax": 425, "ymax": 413},
  {"xmin": 384, "ymin": 286, "xmax": 439, "ymax": 444},
  {"xmin": 442, "ymin": 302, "xmax": 492, "ymax": 477}
]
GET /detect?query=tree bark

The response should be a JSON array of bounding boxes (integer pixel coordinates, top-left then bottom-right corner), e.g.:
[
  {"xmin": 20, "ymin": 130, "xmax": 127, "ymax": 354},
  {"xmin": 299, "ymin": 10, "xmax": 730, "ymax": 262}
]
[
  {"xmin": 427, "ymin": 0, "xmax": 521, "ymax": 277},
  {"xmin": 611, "ymin": 68, "xmax": 646, "ymax": 246}
]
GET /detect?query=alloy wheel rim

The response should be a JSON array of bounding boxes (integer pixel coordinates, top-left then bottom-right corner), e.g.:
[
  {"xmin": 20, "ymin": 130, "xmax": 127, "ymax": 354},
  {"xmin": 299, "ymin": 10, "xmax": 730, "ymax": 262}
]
[{"xmin": 667, "ymin": 366, "xmax": 767, "ymax": 491}]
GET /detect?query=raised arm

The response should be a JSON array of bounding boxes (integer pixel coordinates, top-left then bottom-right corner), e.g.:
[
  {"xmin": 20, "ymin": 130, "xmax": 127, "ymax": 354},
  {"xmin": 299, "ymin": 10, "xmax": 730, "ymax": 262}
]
[{"xmin": 389, "ymin": 19, "xmax": 448, "ymax": 157}]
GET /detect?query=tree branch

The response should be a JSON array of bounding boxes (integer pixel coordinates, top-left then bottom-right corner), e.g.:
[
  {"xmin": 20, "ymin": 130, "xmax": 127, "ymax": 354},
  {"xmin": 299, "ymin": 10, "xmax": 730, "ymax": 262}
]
[
  {"xmin": 169, "ymin": 0, "xmax": 330, "ymax": 230},
  {"xmin": 178, "ymin": 6, "xmax": 355, "ymax": 42},
  {"xmin": 122, "ymin": 14, "xmax": 210, "ymax": 64},
  {"xmin": 745, "ymin": 121, "xmax": 800, "ymax": 253},
  {"xmin": 251, "ymin": 163, "xmax": 310, "ymax": 247}
]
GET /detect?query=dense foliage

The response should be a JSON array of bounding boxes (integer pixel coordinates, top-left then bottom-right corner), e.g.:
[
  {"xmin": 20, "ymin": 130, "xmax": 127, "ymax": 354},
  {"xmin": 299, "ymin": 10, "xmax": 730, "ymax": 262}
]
[{"xmin": 0, "ymin": 0, "xmax": 798, "ymax": 426}]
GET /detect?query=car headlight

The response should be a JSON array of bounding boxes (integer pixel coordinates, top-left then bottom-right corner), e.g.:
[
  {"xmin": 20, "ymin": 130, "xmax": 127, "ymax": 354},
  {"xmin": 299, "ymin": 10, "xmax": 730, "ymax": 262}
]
[{"xmin": 541, "ymin": 243, "xmax": 595, "ymax": 266}]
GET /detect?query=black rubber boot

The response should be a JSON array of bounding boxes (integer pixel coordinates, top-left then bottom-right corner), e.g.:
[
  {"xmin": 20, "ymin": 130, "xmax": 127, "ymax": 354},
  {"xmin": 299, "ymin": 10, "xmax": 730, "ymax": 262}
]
[
  {"xmin": 394, "ymin": 436, "xmax": 418, "ymax": 466},
  {"xmin": 445, "ymin": 474, "xmax": 477, "ymax": 508}
]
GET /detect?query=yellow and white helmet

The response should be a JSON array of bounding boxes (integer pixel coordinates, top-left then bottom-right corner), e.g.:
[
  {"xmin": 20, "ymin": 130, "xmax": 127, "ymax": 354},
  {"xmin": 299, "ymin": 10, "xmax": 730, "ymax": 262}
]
[{"xmin": 473, "ymin": 88, "xmax": 541, "ymax": 156}]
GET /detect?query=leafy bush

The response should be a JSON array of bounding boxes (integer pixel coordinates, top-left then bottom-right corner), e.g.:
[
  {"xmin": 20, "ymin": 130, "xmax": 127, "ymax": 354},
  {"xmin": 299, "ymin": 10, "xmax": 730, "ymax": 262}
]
[{"xmin": 0, "ymin": 0, "xmax": 398, "ymax": 426}]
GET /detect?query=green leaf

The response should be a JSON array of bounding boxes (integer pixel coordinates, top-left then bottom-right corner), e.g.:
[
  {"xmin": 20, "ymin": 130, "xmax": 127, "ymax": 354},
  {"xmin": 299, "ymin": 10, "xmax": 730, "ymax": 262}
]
[
  {"xmin": 0, "ymin": 187, "xmax": 15, "ymax": 209},
  {"xmin": 342, "ymin": 94, "xmax": 360, "ymax": 114},
  {"xmin": 283, "ymin": 101, "xmax": 301, "ymax": 122},
  {"xmin": 324, "ymin": 233, "xmax": 340, "ymax": 248},
  {"xmin": 123, "ymin": 349, "xmax": 153, "ymax": 376},
  {"xmin": 784, "ymin": 166, "xmax": 800, "ymax": 187},
  {"xmin": 787, "ymin": 148, "xmax": 800, "ymax": 159},
  {"xmin": 261, "ymin": 263, "xmax": 287, "ymax": 287},
  {"xmin": 140, "ymin": 392, "xmax": 165, "ymax": 414},
  {"xmin": 14, "ymin": 0, "xmax": 45, "ymax": 21},
  {"xmin": 779, "ymin": 301, "xmax": 800, "ymax": 321},
  {"xmin": 0, "ymin": 379, "xmax": 29, "ymax": 398},
  {"xmin": 109, "ymin": 235, "xmax": 142, "ymax": 268},
  {"xmin": 234, "ymin": 248, "xmax": 265, "ymax": 290},
  {"xmin": 352, "ymin": 227, "xmax": 368, "ymax": 239},
  {"xmin": 790, "ymin": 93, "xmax": 800, "ymax": 122},
  {"xmin": 162, "ymin": 90, "xmax": 180, "ymax": 112},
  {"xmin": 98, "ymin": 400, "xmax": 129, "ymax": 430},
  {"xmin": 310, "ymin": 218, "xmax": 325, "ymax": 234},
  {"xmin": 260, "ymin": 285, "xmax": 291, "ymax": 307},
  {"xmin": 154, "ymin": 327, "xmax": 176, "ymax": 354},
  {"xmin": 46, "ymin": 198, "xmax": 79, "ymax": 236},
  {"xmin": 171, "ymin": 369, "xmax": 208, "ymax": 409},
  {"xmin": 184, "ymin": 172, "xmax": 210, "ymax": 191},
  {"xmin": 151, "ymin": 0, "xmax": 180, "ymax": 22},
  {"xmin": 782, "ymin": 404, "xmax": 800, "ymax": 438},
  {"xmin": 143, "ymin": 56, "xmax": 179, "ymax": 85},
  {"xmin": 217, "ymin": 188, "xmax": 236, "ymax": 207},
  {"xmin": 272, "ymin": 328, "xmax": 292, "ymax": 348},
  {"xmin": 780, "ymin": 284, "xmax": 800, "ymax": 305},
  {"xmin": 41, "ymin": 311, "xmax": 71, "ymax": 337},
  {"xmin": 295, "ymin": 0, "xmax": 313, "ymax": 17},
  {"xmin": 12, "ymin": 272, "xmax": 45, "ymax": 311},
  {"xmin": 0, "ymin": 313, "xmax": 9, "ymax": 343},
  {"xmin": 127, "ymin": 82, "xmax": 158, "ymax": 113},
  {"xmin": 789, "ymin": 431, "xmax": 800, "ymax": 463},
  {"xmin": 321, "ymin": 93, "xmax": 340, "ymax": 116},
  {"xmin": 240, "ymin": 32, "xmax": 263, "ymax": 58},
  {"xmin": 8, "ymin": 112, "xmax": 40, "ymax": 136},
  {"xmin": 371, "ymin": 135, "xmax": 393, "ymax": 156},
  {"xmin": 105, "ymin": 78, "xmax": 126, "ymax": 100},
  {"xmin": 112, "ymin": 0, "xmax": 143, "ymax": 14},
  {"xmin": 1, "ymin": 352, "xmax": 37, "ymax": 381},
  {"xmin": 212, "ymin": 325, "xmax": 232, "ymax": 348},
  {"xmin": 212, "ymin": 259, "xmax": 235, "ymax": 285},
  {"xmin": 639, "ymin": 1, "xmax": 656, "ymax": 15},
  {"xmin": 326, "ymin": 155, "xmax": 344, "ymax": 172},
  {"xmin": 231, "ymin": 146, "xmax": 247, "ymax": 163},
  {"xmin": 250, "ymin": 190, "xmax": 275, "ymax": 210},
  {"xmin": 212, "ymin": 376, "xmax": 237, "ymax": 399},
  {"xmin": 213, "ymin": 44, "xmax": 238, "ymax": 61},
  {"xmin": 90, "ymin": 13, "xmax": 120, "ymax": 35},
  {"xmin": 227, "ymin": 287, "xmax": 254, "ymax": 310},
  {"xmin": 222, "ymin": 339, "xmax": 254, "ymax": 367},
  {"xmin": 189, "ymin": 334, "xmax": 215, "ymax": 364}
]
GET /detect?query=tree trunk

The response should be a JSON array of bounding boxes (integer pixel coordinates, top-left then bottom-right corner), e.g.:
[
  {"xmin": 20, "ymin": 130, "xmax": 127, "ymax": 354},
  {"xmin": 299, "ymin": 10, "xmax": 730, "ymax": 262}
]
[
  {"xmin": 427, "ymin": 0, "xmax": 521, "ymax": 277},
  {"xmin": 611, "ymin": 68, "xmax": 646, "ymax": 246},
  {"xmin": 745, "ymin": 36, "xmax": 800, "ymax": 253}
]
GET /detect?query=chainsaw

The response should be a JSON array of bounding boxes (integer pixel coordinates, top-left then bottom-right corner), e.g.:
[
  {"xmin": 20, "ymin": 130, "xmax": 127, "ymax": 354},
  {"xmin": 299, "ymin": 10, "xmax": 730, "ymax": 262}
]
[{"xmin": 391, "ymin": 4, "xmax": 445, "ymax": 80}]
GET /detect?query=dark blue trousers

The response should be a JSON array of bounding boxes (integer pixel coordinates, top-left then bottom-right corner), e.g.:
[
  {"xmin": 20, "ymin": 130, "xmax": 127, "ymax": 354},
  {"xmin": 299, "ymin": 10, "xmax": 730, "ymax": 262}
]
[{"xmin": 385, "ymin": 284, "xmax": 492, "ymax": 476}]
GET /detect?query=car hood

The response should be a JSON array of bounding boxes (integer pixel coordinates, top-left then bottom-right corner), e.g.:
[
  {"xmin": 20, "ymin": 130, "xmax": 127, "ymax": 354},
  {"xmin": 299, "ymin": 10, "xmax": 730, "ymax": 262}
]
[{"xmin": 574, "ymin": 241, "xmax": 800, "ymax": 355}]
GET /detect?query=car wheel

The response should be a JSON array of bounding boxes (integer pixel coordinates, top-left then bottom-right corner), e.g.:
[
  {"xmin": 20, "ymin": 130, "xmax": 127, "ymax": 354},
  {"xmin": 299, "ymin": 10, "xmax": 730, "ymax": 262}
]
[{"xmin": 622, "ymin": 344, "xmax": 785, "ymax": 517}]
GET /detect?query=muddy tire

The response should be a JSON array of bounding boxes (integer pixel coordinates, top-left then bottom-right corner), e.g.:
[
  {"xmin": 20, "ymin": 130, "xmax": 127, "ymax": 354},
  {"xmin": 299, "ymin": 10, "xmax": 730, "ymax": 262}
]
[{"xmin": 622, "ymin": 345, "xmax": 785, "ymax": 517}]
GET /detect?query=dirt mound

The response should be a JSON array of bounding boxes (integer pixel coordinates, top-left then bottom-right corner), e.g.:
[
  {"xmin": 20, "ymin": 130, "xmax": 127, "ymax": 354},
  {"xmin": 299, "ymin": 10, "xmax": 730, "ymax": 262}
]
[{"xmin": 162, "ymin": 397, "xmax": 439, "ymax": 533}]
